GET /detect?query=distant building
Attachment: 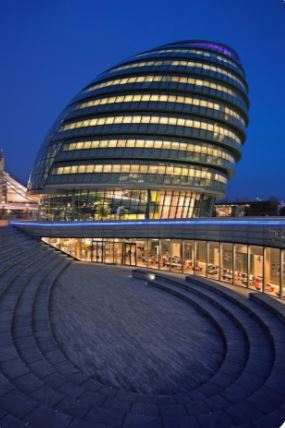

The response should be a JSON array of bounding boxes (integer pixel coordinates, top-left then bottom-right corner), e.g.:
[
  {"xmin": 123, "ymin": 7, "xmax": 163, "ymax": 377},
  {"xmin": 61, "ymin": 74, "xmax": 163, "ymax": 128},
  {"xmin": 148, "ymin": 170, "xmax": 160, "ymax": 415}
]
[
  {"xmin": 0, "ymin": 152, "xmax": 38, "ymax": 219},
  {"xmin": 214, "ymin": 199, "xmax": 282, "ymax": 217}
]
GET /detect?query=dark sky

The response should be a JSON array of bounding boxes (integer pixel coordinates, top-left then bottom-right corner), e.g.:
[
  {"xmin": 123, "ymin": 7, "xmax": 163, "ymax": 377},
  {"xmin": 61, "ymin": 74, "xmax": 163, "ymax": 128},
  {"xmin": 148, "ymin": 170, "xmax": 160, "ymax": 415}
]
[{"xmin": 1, "ymin": 0, "xmax": 284, "ymax": 200}]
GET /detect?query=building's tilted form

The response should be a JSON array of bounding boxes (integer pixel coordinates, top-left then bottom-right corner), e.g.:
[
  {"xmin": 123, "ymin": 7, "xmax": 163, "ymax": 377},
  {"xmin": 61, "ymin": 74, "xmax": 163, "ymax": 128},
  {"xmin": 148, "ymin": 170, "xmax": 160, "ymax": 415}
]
[
  {"xmin": 19, "ymin": 40, "xmax": 284, "ymax": 300},
  {"xmin": 28, "ymin": 40, "xmax": 248, "ymax": 221}
]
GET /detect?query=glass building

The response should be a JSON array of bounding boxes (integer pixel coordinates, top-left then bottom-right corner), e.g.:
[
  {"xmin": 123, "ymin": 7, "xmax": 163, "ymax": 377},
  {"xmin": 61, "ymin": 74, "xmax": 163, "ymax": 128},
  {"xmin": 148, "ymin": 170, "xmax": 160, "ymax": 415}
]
[
  {"xmin": 28, "ymin": 40, "xmax": 249, "ymax": 220},
  {"xmin": 41, "ymin": 236, "xmax": 285, "ymax": 299}
]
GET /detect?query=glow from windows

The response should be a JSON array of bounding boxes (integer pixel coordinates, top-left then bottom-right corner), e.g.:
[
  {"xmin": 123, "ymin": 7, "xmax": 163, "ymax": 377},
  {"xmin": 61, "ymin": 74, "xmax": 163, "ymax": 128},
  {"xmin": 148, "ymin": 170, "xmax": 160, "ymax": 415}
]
[
  {"xmin": 63, "ymin": 138, "xmax": 236, "ymax": 163},
  {"xmin": 52, "ymin": 163, "xmax": 227, "ymax": 183},
  {"xmin": 74, "ymin": 93, "xmax": 245, "ymax": 126},
  {"xmin": 84, "ymin": 75, "xmax": 243, "ymax": 104},
  {"xmin": 134, "ymin": 48, "xmax": 243, "ymax": 74},
  {"xmin": 110, "ymin": 59, "xmax": 246, "ymax": 91},
  {"xmin": 60, "ymin": 115, "xmax": 241, "ymax": 144}
]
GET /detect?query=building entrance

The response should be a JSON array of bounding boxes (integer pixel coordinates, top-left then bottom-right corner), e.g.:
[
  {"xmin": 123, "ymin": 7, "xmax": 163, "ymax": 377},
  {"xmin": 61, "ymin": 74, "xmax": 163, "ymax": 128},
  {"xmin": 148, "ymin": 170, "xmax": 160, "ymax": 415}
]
[
  {"xmin": 92, "ymin": 240, "xmax": 103, "ymax": 263},
  {"xmin": 123, "ymin": 243, "xmax": 136, "ymax": 266}
]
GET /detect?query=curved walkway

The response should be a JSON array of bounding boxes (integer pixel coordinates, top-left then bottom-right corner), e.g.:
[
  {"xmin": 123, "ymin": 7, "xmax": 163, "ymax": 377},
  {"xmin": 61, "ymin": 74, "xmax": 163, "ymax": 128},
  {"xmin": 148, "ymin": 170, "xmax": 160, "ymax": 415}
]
[{"xmin": 0, "ymin": 226, "xmax": 284, "ymax": 428}]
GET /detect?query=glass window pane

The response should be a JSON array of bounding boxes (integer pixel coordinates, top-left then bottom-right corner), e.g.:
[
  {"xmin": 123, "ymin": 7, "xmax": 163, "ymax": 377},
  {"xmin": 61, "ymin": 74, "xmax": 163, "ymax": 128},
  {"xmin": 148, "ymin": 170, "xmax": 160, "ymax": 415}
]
[
  {"xmin": 183, "ymin": 241, "xmax": 194, "ymax": 274},
  {"xmin": 207, "ymin": 242, "xmax": 220, "ymax": 280},
  {"xmin": 249, "ymin": 246, "xmax": 263, "ymax": 291},
  {"xmin": 265, "ymin": 248, "xmax": 280, "ymax": 297},
  {"xmin": 221, "ymin": 243, "xmax": 233, "ymax": 283},
  {"xmin": 234, "ymin": 244, "xmax": 248, "ymax": 287},
  {"xmin": 171, "ymin": 240, "xmax": 182, "ymax": 273},
  {"xmin": 195, "ymin": 241, "xmax": 207, "ymax": 276}
]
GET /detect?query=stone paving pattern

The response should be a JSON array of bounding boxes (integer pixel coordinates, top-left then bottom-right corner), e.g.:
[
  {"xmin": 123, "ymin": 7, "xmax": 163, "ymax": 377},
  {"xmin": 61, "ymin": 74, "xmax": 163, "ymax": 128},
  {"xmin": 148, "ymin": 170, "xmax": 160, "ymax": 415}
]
[
  {"xmin": 52, "ymin": 264, "xmax": 224, "ymax": 394},
  {"xmin": 0, "ymin": 226, "xmax": 284, "ymax": 427}
]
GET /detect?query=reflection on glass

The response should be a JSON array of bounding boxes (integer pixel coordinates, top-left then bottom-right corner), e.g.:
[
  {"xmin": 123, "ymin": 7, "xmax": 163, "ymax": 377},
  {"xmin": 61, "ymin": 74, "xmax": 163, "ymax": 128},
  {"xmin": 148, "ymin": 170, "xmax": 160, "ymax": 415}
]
[
  {"xmin": 221, "ymin": 243, "xmax": 233, "ymax": 283},
  {"xmin": 136, "ymin": 240, "xmax": 148, "ymax": 268},
  {"xmin": 104, "ymin": 240, "xmax": 114, "ymax": 263},
  {"xmin": 148, "ymin": 239, "xmax": 159, "ymax": 269},
  {"xmin": 249, "ymin": 246, "xmax": 263, "ymax": 291},
  {"xmin": 113, "ymin": 241, "xmax": 122, "ymax": 265},
  {"xmin": 41, "ymin": 237, "xmax": 284, "ymax": 299},
  {"xmin": 160, "ymin": 239, "xmax": 171, "ymax": 271},
  {"xmin": 234, "ymin": 244, "xmax": 248, "ymax": 287},
  {"xmin": 265, "ymin": 248, "xmax": 280, "ymax": 297},
  {"xmin": 207, "ymin": 242, "xmax": 220, "ymax": 280},
  {"xmin": 183, "ymin": 241, "xmax": 195, "ymax": 274},
  {"xmin": 195, "ymin": 241, "xmax": 207, "ymax": 276},
  {"xmin": 171, "ymin": 240, "xmax": 182, "ymax": 273},
  {"xmin": 124, "ymin": 242, "xmax": 136, "ymax": 266},
  {"xmin": 92, "ymin": 239, "xmax": 103, "ymax": 263}
]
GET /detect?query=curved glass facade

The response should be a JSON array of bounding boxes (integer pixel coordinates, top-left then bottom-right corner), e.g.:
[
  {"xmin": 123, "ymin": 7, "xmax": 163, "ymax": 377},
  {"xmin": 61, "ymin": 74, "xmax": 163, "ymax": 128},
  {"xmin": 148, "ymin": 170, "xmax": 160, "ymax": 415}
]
[{"xmin": 28, "ymin": 40, "xmax": 249, "ymax": 221}]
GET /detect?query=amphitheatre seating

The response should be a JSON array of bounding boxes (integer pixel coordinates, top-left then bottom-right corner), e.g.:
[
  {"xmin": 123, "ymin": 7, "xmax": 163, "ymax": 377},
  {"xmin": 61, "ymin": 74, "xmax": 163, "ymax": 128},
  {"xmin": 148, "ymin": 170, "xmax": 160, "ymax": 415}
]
[
  {"xmin": 0, "ymin": 227, "xmax": 285, "ymax": 427},
  {"xmin": 135, "ymin": 270, "xmax": 285, "ymax": 428}
]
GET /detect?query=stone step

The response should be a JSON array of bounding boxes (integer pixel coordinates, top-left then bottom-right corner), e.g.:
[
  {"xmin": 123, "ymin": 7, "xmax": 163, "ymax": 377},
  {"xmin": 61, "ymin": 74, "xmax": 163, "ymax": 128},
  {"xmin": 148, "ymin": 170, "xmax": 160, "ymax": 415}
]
[{"xmin": 145, "ymin": 277, "xmax": 283, "ymax": 423}]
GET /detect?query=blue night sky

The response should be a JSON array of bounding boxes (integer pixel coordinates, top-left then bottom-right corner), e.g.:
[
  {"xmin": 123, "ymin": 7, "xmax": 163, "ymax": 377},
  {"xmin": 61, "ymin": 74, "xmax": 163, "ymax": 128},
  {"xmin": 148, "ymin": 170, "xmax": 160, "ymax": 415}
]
[{"xmin": 0, "ymin": 0, "xmax": 284, "ymax": 200}]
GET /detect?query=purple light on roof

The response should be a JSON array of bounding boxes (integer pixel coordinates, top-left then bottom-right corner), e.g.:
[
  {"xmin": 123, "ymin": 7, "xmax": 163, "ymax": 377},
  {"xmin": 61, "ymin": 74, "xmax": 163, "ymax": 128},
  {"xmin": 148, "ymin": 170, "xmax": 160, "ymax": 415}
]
[{"xmin": 187, "ymin": 42, "xmax": 240, "ymax": 62}]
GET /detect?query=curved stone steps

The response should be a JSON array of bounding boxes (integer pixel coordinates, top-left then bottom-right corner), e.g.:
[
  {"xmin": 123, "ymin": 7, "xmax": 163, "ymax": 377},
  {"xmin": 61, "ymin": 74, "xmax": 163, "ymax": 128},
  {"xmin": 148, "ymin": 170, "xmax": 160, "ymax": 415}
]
[
  {"xmin": 147, "ymin": 273, "xmax": 285, "ymax": 426},
  {"xmin": 0, "ymin": 230, "xmax": 137, "ymax": 427},
  {"xmin": 149, "ymin": 276, "xmax": 272, "ymax": 399},
  {"xmin": 0, "ymin": 232, "xmax": 78, "ymax": 425},
  {"xmin": 0, "ymin": 256, "xmax": 66, "ymax": 426},
  {"xmin": 185, "ymin": 278, "xmax": 285, "ymax": 401}
]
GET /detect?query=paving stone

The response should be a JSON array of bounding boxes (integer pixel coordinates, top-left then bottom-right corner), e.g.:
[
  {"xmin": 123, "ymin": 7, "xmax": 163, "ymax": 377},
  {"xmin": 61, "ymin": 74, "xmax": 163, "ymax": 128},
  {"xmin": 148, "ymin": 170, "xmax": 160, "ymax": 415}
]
[
  {"xmin": 59, "ymin": 382, "xmax": 85, "ymax": 399},
  {"xmin": 123, "ymin": 413, "xmax": 162, "ymax": 428},
  {"xmin": 135, "ymin": 394, "xmax": 157, "ymax": 404},
  {"xmin": 0, "ymin": 390, "xmax": 37, "ymax": 418},
  {"xmin": 266, "ymin": 373, "xmax": 285, "ymax": 394},
  {"xmin": 222, "ymin": 384, "xmax": 250, "ymax": 403},
  {"xmin": 103, "ymin": 397, "xmax": 132, "ymax": 413},
  {"xmin": 0, "ymin": 414, "xmax": 27, "ymax": 428},
  {"xmin": 98, "ymin": 385, "xmax": 118, "ymax": 398},
  {"xmin": 86, "ymin": 407, "xmax": 124, "ymax": 427},
  {"xmin": 247, "ymin": 387, "xmax": 284, "ymax": 413},
  {"xmin": 67, "ymin": 372, "xmax": 90, "ymax": 385},
  {"xmin": 0, "ymin": 346, "xmax": 18, "ymax": 362},
  {"xmin": 37, "ymin": 340, "xmax": 58, "ymax": 354},
  {"xmin": 25, "ymin": 405, "xmax": 71, "ymax": 428},
  {"xmin": 186, "ymin": 400, "xmax": 210, "ymax": 416},
  {"xmin": 42, "ymin": 372, "xmax": 66, "ymax": 388},
  {"xmin": 31, "ymin": 385, "xmax": 65, "ymax": 407},
  {"xmin": 226, "ymin": 401, "xmax": 264, "ymax": 425},
  {"xmin": 29, "ymin": 360, "xmax": 55, "ymax": 377},
  {"xmin": 163, "ymin": 414, "xmax": 199, "ymax": 428},
  {"xmin": 20, "ymin": 347, "xmax": 43, "ymax": 364},
  {"xmin": 79, "ymin": 390, "xmax": 106, "ymax": 407},
  {"xmin": 131, "ymin": 402, "xmax": 159, "ymax": 416},
  {"xmin": 197, "ymin": 410, "xmax": 234, "ymax": 428},
  {"xmin": 159, "ymin": 403, "xmax": 187, "ymax": 418},
  {"xmin": 55, "ymin": 397, "xmax": 91, "ymax": 419},
  {"xmin": 54, "ymin": 361, "xmax": 78, "ymax": 375},
  {"xmin": 193, "ymin": 382, "xmax": 221, "ymax": 398},
  {"xmin": 81, "ymin": 379, "xmax": 102, "ymax": 393},
  {"xmin": 14, "ymin": 373, "xmax": 44, "ymax": 393},
  {"xmin": 205, "ymin": 393, "xmax": 230, "ymax": 411},
  {"xmin": 0, "ymin": 377, "xmax": 15, "ymax": 397},
  {"xmin": 252, "ymin": 410, "xmax": 285, "ymax": 428},
  {"xmin": 0, "ymin": 359, "xmax": 30, "ymax": 379},
  {"xmin": 237, "ymin": 372, "xmax": 265, "ymax": 391},
  {"xmin": 44, "ymin": 350, "xmax": 66, "ymax": 364},
  {"xmin": 68, "ymin": 418, "xmax": 105, "ymax": 428}
]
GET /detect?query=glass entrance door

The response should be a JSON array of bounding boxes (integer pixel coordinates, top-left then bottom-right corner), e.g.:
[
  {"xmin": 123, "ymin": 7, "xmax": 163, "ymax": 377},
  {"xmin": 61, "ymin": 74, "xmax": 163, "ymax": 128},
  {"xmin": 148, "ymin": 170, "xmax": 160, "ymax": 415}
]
[
  {"xmin": 92, "ymin": 240, "xmax": 103, "ymax": 263},
  {"xmin": 123, "ymin": 243, "xmax": 136, "ymax": 266}
]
